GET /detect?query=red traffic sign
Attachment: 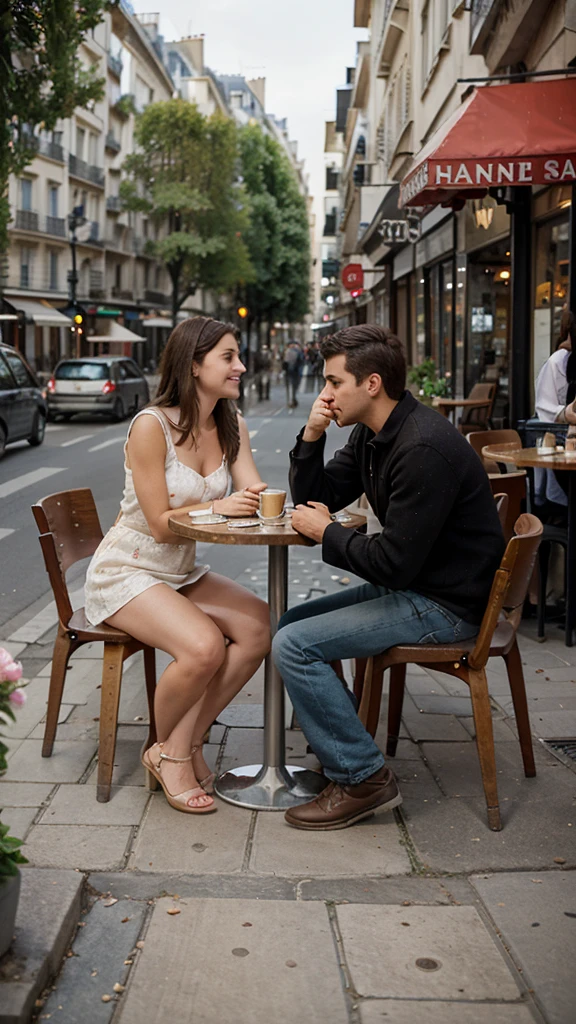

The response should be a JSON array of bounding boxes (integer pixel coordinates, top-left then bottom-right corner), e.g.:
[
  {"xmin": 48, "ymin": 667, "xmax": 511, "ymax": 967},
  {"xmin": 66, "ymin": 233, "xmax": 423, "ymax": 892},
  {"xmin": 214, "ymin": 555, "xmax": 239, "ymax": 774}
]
[{"xmin": 342, "ymin": 263, "xmax": 364, "ymax": 291}]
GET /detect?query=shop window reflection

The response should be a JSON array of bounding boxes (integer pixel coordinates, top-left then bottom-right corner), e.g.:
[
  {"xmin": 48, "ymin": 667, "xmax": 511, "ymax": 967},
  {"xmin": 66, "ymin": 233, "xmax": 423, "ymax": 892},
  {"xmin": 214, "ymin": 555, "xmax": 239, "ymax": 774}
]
[{"xmin": 466, "ymin": 238, "xmax": 510, "ymax": 425}]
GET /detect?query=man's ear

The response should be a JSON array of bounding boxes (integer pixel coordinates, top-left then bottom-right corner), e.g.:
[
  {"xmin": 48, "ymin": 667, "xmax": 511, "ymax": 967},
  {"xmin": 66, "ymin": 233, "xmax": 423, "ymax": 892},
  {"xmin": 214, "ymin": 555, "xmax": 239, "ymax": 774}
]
[{"xmin": 366, "ymin": 373, "xmax": 383, "ymax": 397}]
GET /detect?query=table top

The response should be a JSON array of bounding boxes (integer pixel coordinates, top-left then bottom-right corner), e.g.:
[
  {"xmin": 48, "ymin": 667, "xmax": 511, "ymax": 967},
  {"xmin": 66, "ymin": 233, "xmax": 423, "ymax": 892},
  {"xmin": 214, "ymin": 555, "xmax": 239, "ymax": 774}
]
[
  {"xmin": 168, "ymin": 512, "xmax": 366, "ymax": 546},
  {"xmin": 433, "ymin": 398, "xmax": 492, "ymax": 409},
  {"xmin": 482, "ymin": 444, "xmax": 576, "ymax": 471}
]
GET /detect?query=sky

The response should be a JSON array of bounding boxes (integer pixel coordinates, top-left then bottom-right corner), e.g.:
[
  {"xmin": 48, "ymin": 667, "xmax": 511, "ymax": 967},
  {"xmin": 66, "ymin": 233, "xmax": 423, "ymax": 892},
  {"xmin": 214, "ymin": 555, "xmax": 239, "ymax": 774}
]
[{"xmin": 129, "ymin": 0, "xmax": 368, "ymax": 241}]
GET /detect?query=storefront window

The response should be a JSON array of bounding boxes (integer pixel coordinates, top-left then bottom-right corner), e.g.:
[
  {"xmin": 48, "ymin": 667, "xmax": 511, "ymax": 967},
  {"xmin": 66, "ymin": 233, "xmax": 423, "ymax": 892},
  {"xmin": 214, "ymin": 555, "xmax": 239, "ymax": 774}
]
[
  {"xmin": 466, "ymin": 238, "xmax": 511, "ymax": 422},
  {"xmin": 415, "ymin": 274, "xmax": 426, "ymax": 364},
  {"xmin": 426, "ymin": 260, "xmax": 453, "ymax": 379},
  {"xmin": 533, "ymin": 213, "xmax": 570, "ymax": 379}
]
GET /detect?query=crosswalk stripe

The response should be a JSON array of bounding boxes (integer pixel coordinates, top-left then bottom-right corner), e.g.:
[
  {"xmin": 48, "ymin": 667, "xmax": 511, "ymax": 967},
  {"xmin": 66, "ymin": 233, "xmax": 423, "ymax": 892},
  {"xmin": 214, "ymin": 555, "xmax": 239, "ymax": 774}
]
[
  {"xmin": 0, "ymin": 467, "xmax": 65, "ymax": 501},
  {"xmin": 60, "ymin": 434, "xmax": 94, "ymax": 448},
  {"xmin": 8, "ymin": 586, "xmax": 85, "ymax": 643},
  {"xmin": 0, "ymin": 528, "xmax": 15, "ymax": 541},
  {"xmin": 88, "ymin": 437, "xmax": 124, "ymax": 452}
]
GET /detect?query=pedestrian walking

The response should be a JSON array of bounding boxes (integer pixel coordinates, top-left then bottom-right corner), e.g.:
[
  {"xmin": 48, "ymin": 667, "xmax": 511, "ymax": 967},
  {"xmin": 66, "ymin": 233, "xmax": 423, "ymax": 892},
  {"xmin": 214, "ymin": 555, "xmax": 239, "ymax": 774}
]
[
  {"xmin": 283, "ymin": 340, "xmax": 303, "ymax": 408},
  {"xmin": 84, "ymin": 316, "xmax": 270, "ymax": 814},
  {"xmin": 255, "ymin": 345, "xmax": 272, "ymax": 402}
]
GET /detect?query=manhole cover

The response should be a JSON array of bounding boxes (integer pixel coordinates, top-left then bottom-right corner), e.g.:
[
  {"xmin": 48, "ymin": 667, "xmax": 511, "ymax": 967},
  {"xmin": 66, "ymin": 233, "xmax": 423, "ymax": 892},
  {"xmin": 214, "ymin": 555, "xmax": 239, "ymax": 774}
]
[
  {"xmin": 543, "ymin": 739, "xmax": 576, "ymax": 765},
  {"xmin": 415, "ymin": 958, "xmax": 441, "ymax": 972}
]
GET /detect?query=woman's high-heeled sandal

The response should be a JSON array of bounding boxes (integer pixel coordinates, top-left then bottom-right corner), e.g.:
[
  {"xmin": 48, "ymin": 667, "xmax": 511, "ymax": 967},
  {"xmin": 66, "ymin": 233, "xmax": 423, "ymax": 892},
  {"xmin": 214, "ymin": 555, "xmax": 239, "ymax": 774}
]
[
  {"xmin": 142, "ymin": 743, "xmax": 216, "ymax": 814},
  {"xmin": 191, "ymin": 744, "xmax": 216, "ymax": 795}
]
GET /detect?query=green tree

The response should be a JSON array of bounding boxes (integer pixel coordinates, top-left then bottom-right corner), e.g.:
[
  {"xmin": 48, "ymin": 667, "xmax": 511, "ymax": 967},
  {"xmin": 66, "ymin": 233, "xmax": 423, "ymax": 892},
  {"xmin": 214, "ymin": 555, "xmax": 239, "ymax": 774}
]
[
  {"xmin": 120, "ymin": 99, "xmax": 253, "ymax": 325},
  {"xmin": 239, "ymin": 123, "xmax": 310, "ymax": 338},
  {"xmin": 0, "ymin": 0, "xmax": 108, "ymax": 252}
]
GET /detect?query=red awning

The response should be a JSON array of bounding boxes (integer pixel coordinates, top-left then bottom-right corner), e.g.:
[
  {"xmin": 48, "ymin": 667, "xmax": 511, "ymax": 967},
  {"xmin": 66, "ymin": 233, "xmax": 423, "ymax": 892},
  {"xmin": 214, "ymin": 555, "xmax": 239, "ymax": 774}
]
[{"xmin": 400, "ymin": 78, "xmax": 576, "ymax": 208}]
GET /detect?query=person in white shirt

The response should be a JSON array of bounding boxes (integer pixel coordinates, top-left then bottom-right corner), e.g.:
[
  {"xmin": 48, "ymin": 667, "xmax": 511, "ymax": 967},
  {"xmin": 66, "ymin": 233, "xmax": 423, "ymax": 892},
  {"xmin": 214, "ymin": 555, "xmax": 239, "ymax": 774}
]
[{"xmin": 534, "ymin": 310, "xmax": 576, "ymax": 512}]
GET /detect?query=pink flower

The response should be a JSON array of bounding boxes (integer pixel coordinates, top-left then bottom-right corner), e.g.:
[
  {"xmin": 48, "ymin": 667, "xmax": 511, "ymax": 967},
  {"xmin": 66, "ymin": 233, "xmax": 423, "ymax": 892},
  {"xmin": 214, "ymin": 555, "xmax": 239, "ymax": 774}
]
[
  {"xmin": 0, "ymin": 647, "xmax": 14, "ymax": 670},
  {"xmin": 1, "ymin": 660, "xmax": 23, "ymax": 682},
  {"xmin": 9, "ymin": 688, "xmax": 26, "ymax": 707}
]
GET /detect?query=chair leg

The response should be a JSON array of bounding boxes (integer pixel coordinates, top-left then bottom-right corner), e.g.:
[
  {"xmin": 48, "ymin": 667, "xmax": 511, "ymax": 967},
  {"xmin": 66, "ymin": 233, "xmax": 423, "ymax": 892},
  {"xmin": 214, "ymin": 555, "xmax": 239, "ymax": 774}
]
[
  {"xmin": 143, "ymin": 645, "xmax": 157, "ymax": 750},
  {"xmin": 42, "ymin": 627, "xmax": 74, "ymax": 757},
  {"xmin": 97, "ymin": 643, "xmax": 124, "ymax": 802},
  {"xmin": 537, "ymin": 542, "xmax": 551, "ymax": 641},
  {"xmin": 364, "ymin": 659, "xmax": 385, "ymax": 738},
  {"xmin": 353, "ymin": 657, "xmax": 369, "ymax": 703},
  {"xmin": 503, "ymin": 642, "xmax": 536, "ymax": 778},
  {"xmin": 468, "ymin": 667, "xmax": 501, "ymax": 831},
  {"xmin": 386, "ymin": 665, "xmax": 406, "ymax": 756}
]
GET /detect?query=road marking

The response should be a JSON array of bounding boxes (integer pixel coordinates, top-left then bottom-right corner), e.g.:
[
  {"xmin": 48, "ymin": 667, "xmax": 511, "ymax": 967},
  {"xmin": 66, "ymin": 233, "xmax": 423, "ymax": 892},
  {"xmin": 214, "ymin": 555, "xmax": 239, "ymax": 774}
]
[
  {"xmin": 88, "ymin": 437, "xmax": 124, "ymax": 452},
  {"xmin": 0, "ymin": 467, "xmax": 65, "ymax": 501},
  {"xmin": 60, "ymin": 434, "xmax": 94, "ymax": 448},
  {"xmin": 0, "ymin": 528, "xmax": 15, "ymax": 541},
  {"xmin": 8, "ymin": 586, "xmax": 85, "ymax": 643},
  {"xmin": 249, "ymin": 430, "xmax": 259, "ymax": 439},
  {"xmin": 45, "ymin": 424, "xmax": 66, "ymax": 432}
]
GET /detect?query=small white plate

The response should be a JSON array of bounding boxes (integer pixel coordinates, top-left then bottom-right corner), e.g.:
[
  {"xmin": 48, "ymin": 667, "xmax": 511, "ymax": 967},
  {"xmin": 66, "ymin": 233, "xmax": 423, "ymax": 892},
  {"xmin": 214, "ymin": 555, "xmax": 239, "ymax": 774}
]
[{"xmin": 188, "ymin": 513, "xmax": 228, "ymax": 524}]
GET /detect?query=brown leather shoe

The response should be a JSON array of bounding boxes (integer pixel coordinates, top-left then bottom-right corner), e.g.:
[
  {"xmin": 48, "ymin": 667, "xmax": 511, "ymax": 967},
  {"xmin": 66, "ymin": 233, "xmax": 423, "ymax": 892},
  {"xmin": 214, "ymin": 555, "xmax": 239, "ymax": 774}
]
[{"xmin": 284, "ymin": 765, "xmax": 402, "ymax": 831}]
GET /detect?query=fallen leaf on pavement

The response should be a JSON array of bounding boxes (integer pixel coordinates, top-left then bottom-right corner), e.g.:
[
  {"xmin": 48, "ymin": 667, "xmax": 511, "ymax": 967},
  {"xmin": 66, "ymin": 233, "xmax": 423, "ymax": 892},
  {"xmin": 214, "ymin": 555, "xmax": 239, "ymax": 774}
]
[
  {"xmin": 113, "ymin": 984, "xmax": 125, "ymax": 994},
  {"xmin": 102, "ymin": 898, "xmax": 118, "ymax": 907},
  {"xmin": 101, "ymin": 995, "xmax": 112, "ymax": 1003},
  {"xmin": 167, "ymin": 908, "xmax": 181, "ymax": 915},
  {"xmin": 554, "ymin": 857, "xmax": 566, "ymax": 864}
]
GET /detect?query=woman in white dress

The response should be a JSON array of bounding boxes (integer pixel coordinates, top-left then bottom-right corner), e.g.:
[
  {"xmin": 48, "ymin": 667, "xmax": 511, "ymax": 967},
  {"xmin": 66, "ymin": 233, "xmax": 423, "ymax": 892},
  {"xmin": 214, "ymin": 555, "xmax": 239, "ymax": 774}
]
[
  {"xmin": 84, "ymin": 317, "xmax": 270, "ymax": 814},
  {"xmin": 535, "ymin": 310, "xmax": 576, "ymax": 515}
]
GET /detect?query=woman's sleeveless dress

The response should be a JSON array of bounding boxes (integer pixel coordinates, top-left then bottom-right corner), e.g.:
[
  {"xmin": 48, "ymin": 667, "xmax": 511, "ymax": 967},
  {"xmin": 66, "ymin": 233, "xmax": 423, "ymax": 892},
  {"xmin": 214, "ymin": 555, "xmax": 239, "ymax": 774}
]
[{"xmin": 84, "ymin": 408, "xmax": 232, "ymax": 626}]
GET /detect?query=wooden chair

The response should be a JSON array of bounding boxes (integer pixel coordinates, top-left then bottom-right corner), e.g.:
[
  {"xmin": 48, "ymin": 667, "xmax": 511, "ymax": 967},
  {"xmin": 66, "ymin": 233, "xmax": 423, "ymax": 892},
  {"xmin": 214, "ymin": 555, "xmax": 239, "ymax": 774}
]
[
  {"xmin": 468, "ymin": 430, "xmax": 527, "ymax": 541},
  {"xmin": 356, "ymin": 513, "xmax": 543, "ymax": 831},
  {"xmin": 31, "ymin": 488, "xmax": 156, "ymax": 802},
  {"xmin": 458, "ymin": 383, "xmax": 497, "ymax": 435}
]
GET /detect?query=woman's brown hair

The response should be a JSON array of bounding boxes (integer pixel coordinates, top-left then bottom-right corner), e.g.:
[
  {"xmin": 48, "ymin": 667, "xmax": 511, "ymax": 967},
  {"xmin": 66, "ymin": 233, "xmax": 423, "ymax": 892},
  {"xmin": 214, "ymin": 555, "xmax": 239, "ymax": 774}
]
[{"xmin": 151, "ymin": 316, "xmax": 241, "ymax": 463}]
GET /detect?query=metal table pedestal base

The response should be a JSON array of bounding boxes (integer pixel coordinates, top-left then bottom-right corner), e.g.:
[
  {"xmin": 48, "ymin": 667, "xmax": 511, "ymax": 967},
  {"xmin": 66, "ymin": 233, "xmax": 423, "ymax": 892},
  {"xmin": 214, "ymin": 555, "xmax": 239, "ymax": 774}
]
[{"xmin": 215, "ymin": 764, "xmax": 328, "ymax": 811}]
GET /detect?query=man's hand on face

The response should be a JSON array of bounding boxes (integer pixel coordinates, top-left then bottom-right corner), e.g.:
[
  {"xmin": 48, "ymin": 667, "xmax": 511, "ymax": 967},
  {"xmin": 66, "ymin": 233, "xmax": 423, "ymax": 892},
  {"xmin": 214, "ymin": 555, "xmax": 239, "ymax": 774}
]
[
  {"xmin": 303, "ymin": 394, "xmax": 335, "ymax": 442},
  {"xmin": 291, "ymin": 501, "xmax": 332, "ymax": 543}
]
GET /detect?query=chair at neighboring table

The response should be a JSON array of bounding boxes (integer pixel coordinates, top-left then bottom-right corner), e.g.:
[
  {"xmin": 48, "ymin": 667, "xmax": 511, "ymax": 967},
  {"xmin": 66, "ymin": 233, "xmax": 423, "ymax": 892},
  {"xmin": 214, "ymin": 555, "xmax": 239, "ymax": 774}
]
[
  {"xmin": 468, "ymin": 430, "xmax": 526, "ymax": 541},
  {"xmin": 458, "ymin": 382, "xmax": 497, "ymax": 435},
  {"xmin": 355, "ymin": 513, "xmax": 543, "ymax": 831},
  {"xmin": 31, "ymin": 488, "xmax": 157, "ymax": 802}
]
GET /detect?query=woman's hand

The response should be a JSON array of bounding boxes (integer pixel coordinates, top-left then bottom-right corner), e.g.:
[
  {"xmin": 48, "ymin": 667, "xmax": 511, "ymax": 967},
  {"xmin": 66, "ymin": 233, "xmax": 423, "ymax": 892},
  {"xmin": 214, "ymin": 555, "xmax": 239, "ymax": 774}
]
[{"xmin": 214, "ymin": 488, "xmax": 263, "ymax": 517}]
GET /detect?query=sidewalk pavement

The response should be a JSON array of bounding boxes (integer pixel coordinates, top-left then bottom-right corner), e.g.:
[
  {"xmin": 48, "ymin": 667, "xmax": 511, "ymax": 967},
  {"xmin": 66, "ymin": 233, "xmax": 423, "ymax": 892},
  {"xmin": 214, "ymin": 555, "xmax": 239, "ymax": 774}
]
[{"xmin": 1, "ymin": 389, "xmax": 575, "ymax": 1023}]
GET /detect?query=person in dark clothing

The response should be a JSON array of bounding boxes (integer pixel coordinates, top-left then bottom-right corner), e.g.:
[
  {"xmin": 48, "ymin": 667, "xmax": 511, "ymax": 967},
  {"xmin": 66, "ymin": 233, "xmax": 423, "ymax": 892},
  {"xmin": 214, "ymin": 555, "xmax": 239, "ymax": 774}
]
[
  {"xmin": 272, "ymin": 324, "xmax": 505, "ymax": 831},
  {"xmin": 255, "ymin": 345, "xmax": 272, "ymax": 401},
  {"xmin": 283, "ymin": 341, "xmax": 304, "ymax": 407}
]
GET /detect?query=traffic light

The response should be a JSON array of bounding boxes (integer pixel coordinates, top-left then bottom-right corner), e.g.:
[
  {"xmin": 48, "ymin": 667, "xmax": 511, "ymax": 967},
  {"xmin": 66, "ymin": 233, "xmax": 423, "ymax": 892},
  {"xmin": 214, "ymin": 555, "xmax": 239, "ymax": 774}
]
[
  {"xmin": 73, "ymin": 314, "xmax": 83, "ymax": 325},
  {"xmin": 237, "ymin": 306, "xmax": 248, "ymax": 319}
]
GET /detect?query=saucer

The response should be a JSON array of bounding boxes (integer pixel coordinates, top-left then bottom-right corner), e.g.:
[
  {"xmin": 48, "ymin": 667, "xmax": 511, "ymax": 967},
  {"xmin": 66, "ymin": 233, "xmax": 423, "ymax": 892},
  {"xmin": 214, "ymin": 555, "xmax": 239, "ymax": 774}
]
[{"xmin": 257, "ymin": 510, "xmax": 287, "ymax": 525}]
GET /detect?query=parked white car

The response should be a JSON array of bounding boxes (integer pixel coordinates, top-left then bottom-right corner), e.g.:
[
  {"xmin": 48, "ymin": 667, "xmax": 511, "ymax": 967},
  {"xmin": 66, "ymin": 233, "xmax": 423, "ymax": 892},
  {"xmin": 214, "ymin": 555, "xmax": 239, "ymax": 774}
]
[{"xmin": 47, "ymin": 356, "xmax": 149, "ymax": 422}]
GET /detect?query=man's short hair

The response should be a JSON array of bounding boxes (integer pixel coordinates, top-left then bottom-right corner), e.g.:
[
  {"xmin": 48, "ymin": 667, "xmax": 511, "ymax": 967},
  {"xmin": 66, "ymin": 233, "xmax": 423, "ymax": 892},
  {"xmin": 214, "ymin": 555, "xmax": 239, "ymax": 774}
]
[{"xmin": 320, "ymin": 325, "xmax": 406, "ymax": 400}]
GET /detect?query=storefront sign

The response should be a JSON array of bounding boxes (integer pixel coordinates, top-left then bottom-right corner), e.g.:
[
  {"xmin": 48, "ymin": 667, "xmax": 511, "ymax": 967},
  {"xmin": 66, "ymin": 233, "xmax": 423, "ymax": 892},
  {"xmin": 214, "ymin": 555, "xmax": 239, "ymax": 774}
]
[
  {"xmin": 342, "ymin": 263, "xmax": 364, "ymax": 291},
  {"xmin": 402, "ymin": 157, "xmax": 576, "ymax": 204},
  {"xmin": 377, "ymin": 217, "xmax": 421, "ymax": 244}
]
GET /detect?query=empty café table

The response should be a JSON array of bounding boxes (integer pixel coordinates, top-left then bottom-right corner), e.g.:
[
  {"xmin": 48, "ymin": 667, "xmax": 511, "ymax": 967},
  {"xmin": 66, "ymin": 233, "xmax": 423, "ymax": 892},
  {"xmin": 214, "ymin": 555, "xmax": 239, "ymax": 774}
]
[
  {"xmin": 432, "ymin": 397, "xmax": 492, "ymax": 424},
  {"xmin": 168, "ymin": 511, "xmax": 366, "ymax": 809},
  {"xmin": 483, "ymin": 443, "xmax": 576, "ymax": 646}
]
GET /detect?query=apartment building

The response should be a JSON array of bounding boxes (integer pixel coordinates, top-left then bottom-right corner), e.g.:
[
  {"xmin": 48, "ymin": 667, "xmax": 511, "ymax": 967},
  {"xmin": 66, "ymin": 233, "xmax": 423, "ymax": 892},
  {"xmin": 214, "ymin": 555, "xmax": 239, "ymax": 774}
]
[
  {"xmin": 3, "ymin": 2, "xmax": 173, "ymax": 372},
  {"xmin": 322, "ymin": 0, "xmax": 576, "ymax": 426}
]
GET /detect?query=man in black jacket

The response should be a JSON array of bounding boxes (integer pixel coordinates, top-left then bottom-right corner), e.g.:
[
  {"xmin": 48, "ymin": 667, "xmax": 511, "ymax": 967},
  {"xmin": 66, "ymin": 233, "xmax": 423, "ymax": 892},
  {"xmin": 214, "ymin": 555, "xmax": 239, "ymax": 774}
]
[{"xmin": 272, "ymin": 324, "xmax": 504, "ymax": 831}]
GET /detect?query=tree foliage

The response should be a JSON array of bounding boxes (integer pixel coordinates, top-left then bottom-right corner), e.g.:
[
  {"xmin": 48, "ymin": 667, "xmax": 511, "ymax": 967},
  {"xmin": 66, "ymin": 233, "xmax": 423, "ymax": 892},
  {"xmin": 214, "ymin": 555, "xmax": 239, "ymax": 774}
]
[
  {"xmin": 239, "ymin": 123, "xmax": 310, "ymax": 327},
  {"xmin": 121, "ymin": 99, "xmax": 253, "ymax": 322},
  {"xmin": 0, "ymin": 0, "xmax": 108, "ymax": 252}
]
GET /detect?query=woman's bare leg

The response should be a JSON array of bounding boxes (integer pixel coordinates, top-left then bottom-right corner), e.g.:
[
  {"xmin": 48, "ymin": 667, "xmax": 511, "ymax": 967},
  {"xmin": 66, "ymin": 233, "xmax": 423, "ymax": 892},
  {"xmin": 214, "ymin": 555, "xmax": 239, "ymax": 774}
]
[
  {"xmin": 106, "ymin": 584, "xmax": 226, "ymax": 806},
  {"xmin": 178, "ymin": 572, "xmax": 271, "ymax": 780}
]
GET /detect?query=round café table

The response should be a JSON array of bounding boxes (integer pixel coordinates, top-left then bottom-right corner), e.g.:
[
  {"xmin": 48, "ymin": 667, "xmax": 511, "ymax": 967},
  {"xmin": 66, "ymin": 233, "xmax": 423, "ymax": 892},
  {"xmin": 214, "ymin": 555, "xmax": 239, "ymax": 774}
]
[
  {"xmin": 433, "ymin": 397, "xmax": 492, "ymax": 424},
  {"xmin": 168, "ymin": 510, "xmax": 365, "ymax": 809},
  {"xmin": 483, "ymin": 443, "xmax": 576, "ymax": 646}
]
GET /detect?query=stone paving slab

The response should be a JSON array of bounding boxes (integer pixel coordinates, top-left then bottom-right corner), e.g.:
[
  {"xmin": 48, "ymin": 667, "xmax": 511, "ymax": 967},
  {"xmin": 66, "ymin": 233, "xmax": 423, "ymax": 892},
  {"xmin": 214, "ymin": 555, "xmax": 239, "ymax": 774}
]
[
  {"xmin": 298, "ymin": 876, "xmax": 472, "ymax": 904},
  {"xmin": 0, "ymin": 868, "xmax": 83, "ymax": 1024},
  {"xmin": 403, "ymin": 794, "xmax": 576, "ymax": 872},
  {"xmin": 116, "ymin": 898, "xmax": 349, "ymax": 1024},
  {"xmin": 401, "ymin": 709, "xmax": 472, "ymax": 743},
  {"xmin": 0, "ymin": 782, "xmax": 54, "ymax": 807},
  {"xmin": 337, "ymin": 904, "xmax": 522, "ymax": 1001},
  {"xmin": 89, "ymin": 871, "xmax": 297, "ymax": 901},
  {"xmin": 23, "ymin": 825, "xmax": 133, "ymax": 871},
  {"xmin": 420, "ymin": 741, "xmax": 574, "ymax": 800},
  {"xmin": 1, "ymin": 806, "xmax": 37, "ymax": 842},
  {"xmin": 128, "ymin": 795, "xmax": 252, "ymax": 874},
  {"xmin": 4, "ymin": 739, "xmax": 96, "ymax": 783},
  {"xmin": 39, "ymin": 785, "xmax": 150, "ymax": 826},
  {"xmin": 360, "ymin": 1003, "xmax": 537, "ymax": 1024},
  {"xmin": 250, "ymin": 811, "xmax": 411, "ymax": 877},
  {"xmin": 5, "ymin": 678, "xmax": 50, "ymax": 739},
  {"xmin": 471, "ymin": 871, "xmax": 576, "ymax": 1024},
  {"xmin": 39, "ymin": 898, "xmax": 147, "ymax": 1024}
]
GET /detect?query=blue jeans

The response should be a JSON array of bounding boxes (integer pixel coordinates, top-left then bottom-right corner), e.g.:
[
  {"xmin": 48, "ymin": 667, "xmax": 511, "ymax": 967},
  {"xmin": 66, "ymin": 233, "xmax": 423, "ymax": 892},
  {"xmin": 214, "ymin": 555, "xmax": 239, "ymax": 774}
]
[{"xmin": 272, "ymin": 584, "xmax": 478, "ymax": 786}]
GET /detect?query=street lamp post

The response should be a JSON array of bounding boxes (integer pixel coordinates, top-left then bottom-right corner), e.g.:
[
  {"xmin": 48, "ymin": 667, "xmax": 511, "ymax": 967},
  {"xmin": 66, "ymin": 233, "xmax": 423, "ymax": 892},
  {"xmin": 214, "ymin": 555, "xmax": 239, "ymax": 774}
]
[{"xmin": 67, "ymin": 205, "xmax": 84, "ymax": 357}]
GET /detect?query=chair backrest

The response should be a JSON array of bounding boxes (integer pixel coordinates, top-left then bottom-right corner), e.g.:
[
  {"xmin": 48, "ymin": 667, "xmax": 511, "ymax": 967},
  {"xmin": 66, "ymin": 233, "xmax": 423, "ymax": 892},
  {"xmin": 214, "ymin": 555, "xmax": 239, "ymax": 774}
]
[
  {"xmin": 494, "ymin": 493, "xmax": 509, "ymax": 534},
  {"xmin": 468, "ymin": 429, "xmax": 522, "ymax": 472},
  {"xmin": 31, "ymin": 489, "xmax": 103, "ymax": 626},
  {"xmin": 461, "ymin": 383, "xmax": 497, "ymax": 427},
  {"xmin": 467, "ymin": 512, "xmax": 543, "ymax": 670}
]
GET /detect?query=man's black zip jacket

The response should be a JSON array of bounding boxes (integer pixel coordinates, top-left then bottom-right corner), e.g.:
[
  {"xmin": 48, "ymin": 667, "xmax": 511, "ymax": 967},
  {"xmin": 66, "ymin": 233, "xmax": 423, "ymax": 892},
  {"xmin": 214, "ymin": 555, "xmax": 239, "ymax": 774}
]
[{"xmin": 289, "ymin": 391, "xmax": 505, "ymax": 625}]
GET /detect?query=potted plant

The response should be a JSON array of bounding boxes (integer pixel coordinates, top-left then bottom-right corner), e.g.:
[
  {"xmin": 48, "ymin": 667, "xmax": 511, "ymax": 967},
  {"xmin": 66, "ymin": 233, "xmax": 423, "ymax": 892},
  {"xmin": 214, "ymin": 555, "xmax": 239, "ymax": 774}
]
[
  {"xmin": 407, "ymin": 359, "xmax": 451, "ymax": 406},
  {"xmin": 0, "ymin": 647, "xmax": 28, "ymax": 959}
]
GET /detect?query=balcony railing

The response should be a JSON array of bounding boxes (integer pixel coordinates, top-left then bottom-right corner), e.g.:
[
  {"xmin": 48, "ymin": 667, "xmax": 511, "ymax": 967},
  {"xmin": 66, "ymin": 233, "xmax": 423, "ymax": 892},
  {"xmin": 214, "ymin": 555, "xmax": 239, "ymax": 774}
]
[
  {"xmin": 46, "ymin": 215, "xmax": 66, "ymax": 237},
  {"xmin": 15, "ymin": 210, "xmax": 39, "ymax": 232},
  {"xmin": 144, "ymin": 288, "xmax": 167, "ymax": 305},
  {"xmin": 107, "ymin": 52, "xmax": 123, "ymax": 78},
  {"xmin": 69, "ymin": 154, "xmax": 105, "ymax": 188},
  {"xmin": 4, "ymin": 269, "xmax": 65, "ymax": 293},
  {"xmin": 470, "ymin": 0, "xmax": 501, "ymax": 53},
  {"xmin": 88, "ymin": 270, "xmax": 104, "ymax": 297},
  {"xmin": 106, "ymin": 195, "xmax": 122, "ymax": 212},
  {"xmin": 105, "ymin": 131, "xmax": 122, "ymax": 154},
  {"xmin": 112, "ymin": 286, "xmax": 132, "ymax": 299}
]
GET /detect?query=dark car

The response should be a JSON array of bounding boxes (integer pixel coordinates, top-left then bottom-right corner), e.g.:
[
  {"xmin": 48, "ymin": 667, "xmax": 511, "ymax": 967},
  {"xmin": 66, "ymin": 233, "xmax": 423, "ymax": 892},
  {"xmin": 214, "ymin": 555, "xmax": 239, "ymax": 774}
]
[
  {"xmin": 0, "ymin": 342, "xmax": 47, "ymax": 458},
  {"xmin": 47, "ymin": 356, "xmax": 150, "ymax": 422}
]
